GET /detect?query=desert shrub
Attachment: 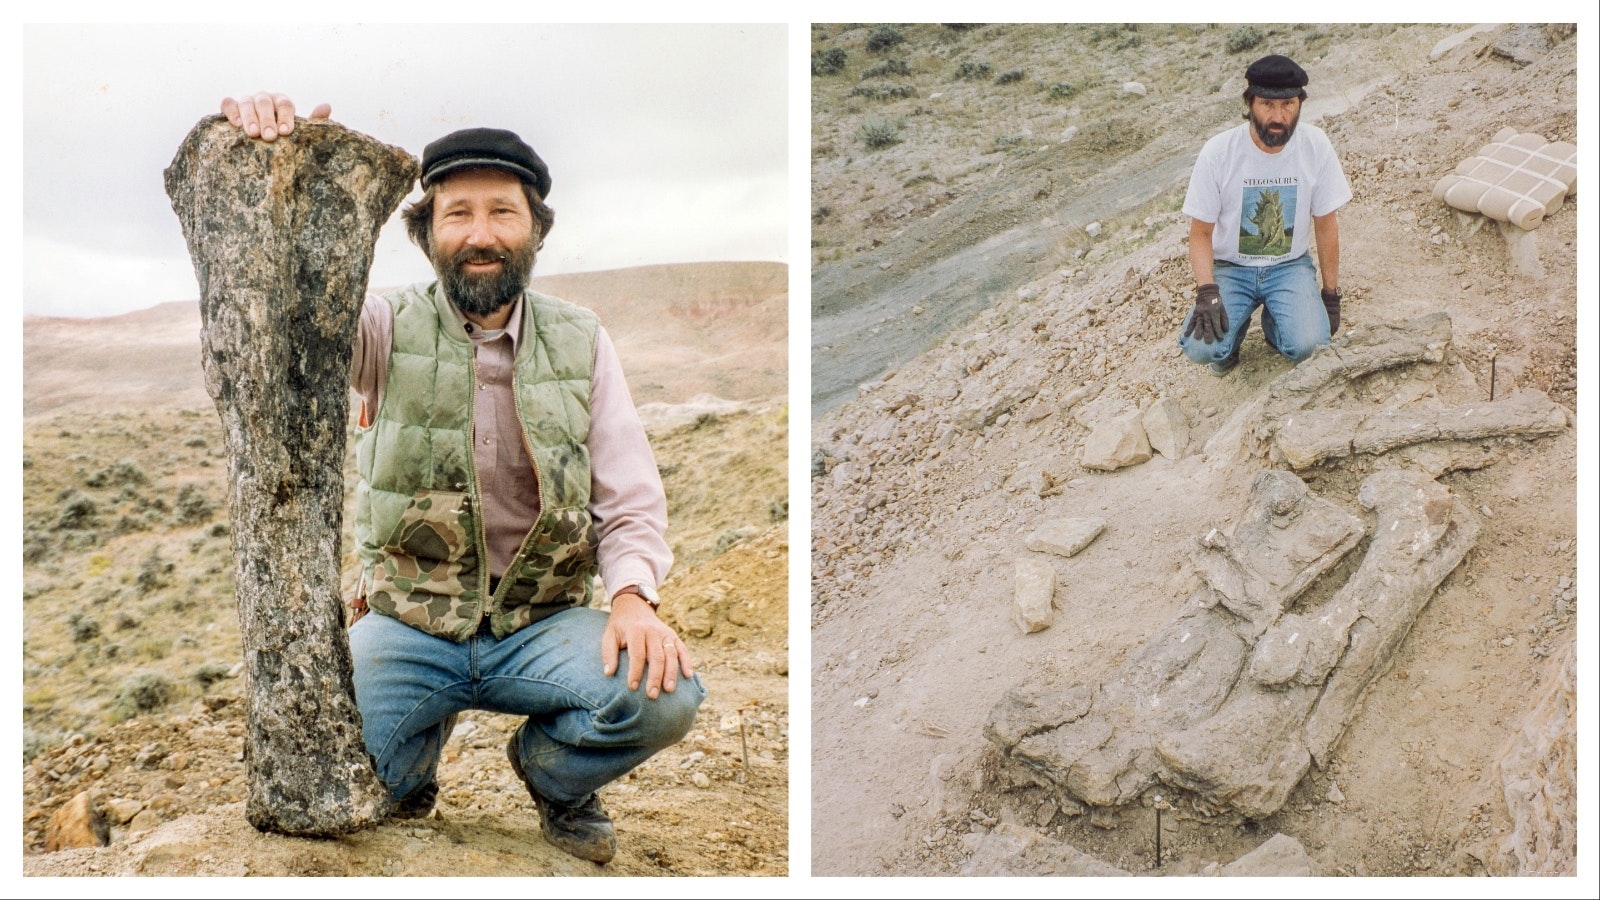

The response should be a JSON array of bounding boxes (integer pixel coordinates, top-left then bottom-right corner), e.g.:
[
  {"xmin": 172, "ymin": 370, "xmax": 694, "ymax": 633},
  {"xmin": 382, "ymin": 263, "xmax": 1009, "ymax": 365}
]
[
  {"xmin": 942, "ymin": 23, "xmax": 982, "ymax": 31},
  {"xmin": 113, "ymin": 672, "xmax": 172, "ymax": 719},
  {"xmin": 812, "ymin": 204, "xmax": 833, "ymax": 224},
  {"xmin": 862, "ymin": 58, "xmax": 910, "ymax": 79},
  {"xmin": 23, "ymin": 526, "xmax": 52, "ymax": 563},
  {"xmin": 115, "ymin": 611, "xmax": 141, "ymax": 631},
  {"xmin": 1048, "ymin": 81, "xmax": 1079, "ymax": 99},
  {"xmin": 849, "ymin": 83, "xmax": 917, "ymax": 101},
  {"xmin": 956, "ymin": 60, "xmax": 991, "ymax": 80},
  {"xmin": 193, "ymin": 662, "xmax": 232, "ymax": 688},
  {"xmin": 54, "ymin": 492, "xmax": 99, "ymax": 531},
  {"xmin": 995, "ymin": 69, "xmax": 1026, "ymax": 85},
  {"xmin": 23, "ymin": 729, "xmax": 65, "ymax": 765},
  {"xmin": 68, "ymin": 612, "xmax": 101, "ymax": 643},
  {"xmin": 714, "ymin": 528, "xmax": 756, "ymax": 555},
  {"xmin": 812, "ymin": 46, "xmax": 848, "ymax": 76},
  {"xmin": 866, "ymin": 24, "xmax": 905, "ymax": 53},
  {"xmin": 857, "ymin": 115, "xmax": 905, "ymax": 149},
  {"xmin": 993, "ymin": 134, "xmax": 1028, "ymax": 151},
  {"xmin": 174, "ymin": 484, "xmax": 215, "ymax": 525},
  {"xmin": 811, "ymin": 448, "xmax": 829, "ymax": 477},
  {"xmin": 137, "ymin": 549, "xmax": 173, "ymax": 595},
  {"xmin": 84, "ymin": 459, "xmax": 148, "ymax": 489},
  {"xmin": 768, "ymin": 498, "xmax": 789, "ymax": 522},
  {"xmin": 1228, "ymin": 25, "xmax": 1263, "ymax": 53}
]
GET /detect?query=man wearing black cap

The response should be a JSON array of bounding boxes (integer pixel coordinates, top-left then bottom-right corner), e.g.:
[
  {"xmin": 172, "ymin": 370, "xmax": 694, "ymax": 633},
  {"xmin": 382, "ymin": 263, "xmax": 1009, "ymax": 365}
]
[
  {"xmin": 1178, "ymin": 54, "xmax": 1352, "ymax": 375},
  {"xmin": 220, "ymin": 93, "xmax": 704, "ymax": 865}
]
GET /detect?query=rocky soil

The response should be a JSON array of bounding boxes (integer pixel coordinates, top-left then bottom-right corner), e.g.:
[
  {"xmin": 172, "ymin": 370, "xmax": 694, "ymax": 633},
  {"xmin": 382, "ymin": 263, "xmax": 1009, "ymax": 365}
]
[
  {"xmin": 23, "ymin": 262, "xmax": 790, "ymax": 876},
  {"xmin": 810, "ymin": 23, "xmax": 1581, "ymax": 878}
]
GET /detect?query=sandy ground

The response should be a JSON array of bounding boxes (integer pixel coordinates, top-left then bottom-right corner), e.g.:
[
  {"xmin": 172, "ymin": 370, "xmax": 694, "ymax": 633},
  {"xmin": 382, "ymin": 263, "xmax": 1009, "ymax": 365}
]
[{"xmin": 810, "ymin": 23, "xmax": 1583, "ymax": 879}]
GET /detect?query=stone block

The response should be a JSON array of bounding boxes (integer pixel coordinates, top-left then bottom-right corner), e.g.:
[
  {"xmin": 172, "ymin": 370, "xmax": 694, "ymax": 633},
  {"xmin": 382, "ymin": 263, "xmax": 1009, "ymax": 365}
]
[
  {"xmin": 1025, "ymin": 517, "xmax": 1106, "ymax": 558},
  {"xmin": 1013, "ymin": 557, "xmax": 1056, "ymax": 634},
  {"xmin": 1079, "ymin": 410, "xmax": 1151, "ymax": 471}
]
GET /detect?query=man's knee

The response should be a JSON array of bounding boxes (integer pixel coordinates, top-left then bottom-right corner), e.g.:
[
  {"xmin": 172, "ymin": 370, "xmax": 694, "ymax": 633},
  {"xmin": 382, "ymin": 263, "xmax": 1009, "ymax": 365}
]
[
  {"xmin": 1180, "ymin": 335, "xmax": 1234, "ymax": 365},
  {"xmin": 1276, "ymin": 335, "xmax": 1327, "ymax": 363},
  {"xmin": 594, "ymin": 675, "xmax": 705, "ymax": 749}
]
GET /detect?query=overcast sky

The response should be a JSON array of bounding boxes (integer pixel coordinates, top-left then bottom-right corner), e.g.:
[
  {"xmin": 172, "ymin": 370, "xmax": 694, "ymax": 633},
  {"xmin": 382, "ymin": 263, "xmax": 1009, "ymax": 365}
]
[{"xmin": 22, "ymin": 22, "xmax": 788, "ymax": 318}]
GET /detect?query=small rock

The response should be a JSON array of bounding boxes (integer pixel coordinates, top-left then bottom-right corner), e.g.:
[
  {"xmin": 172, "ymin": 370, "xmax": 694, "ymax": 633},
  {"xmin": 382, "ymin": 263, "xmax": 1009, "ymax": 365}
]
[
  {"xmin": 45, "ymin": 791, "xmax": 109, "ymax": 851},
  {"xmin": 1123, "ymin": 81, "xmax": 1146, "ymax": 96},
  {"xmin": 1327, "ymin": 783, "xmax": 1345, "ymax": 803},
  {"xmin": 1085, "ymin": 221, "xmax": 1102, "ymax": 238},
  {"xmin": 1013, "ymin": 557, "xmax": 1056, "ymax": 634},
  {"xmin": 1080, "ymin": 410, "xmax": 1153, "ymax": 471},
  {"xmin": 890, "ymin": 803, "xmax": 906, "ymax": 818},
  {"xmin": 1025, "ymin": 517, "xmax": 1106, "ymax": 558},
  {"xmin": 1142, "ymin": 397, "xmax": 1190, "ymax": 459},
  {"xmin": 690, "ymin": 772, "xmax": 711, "ymax": 788}
]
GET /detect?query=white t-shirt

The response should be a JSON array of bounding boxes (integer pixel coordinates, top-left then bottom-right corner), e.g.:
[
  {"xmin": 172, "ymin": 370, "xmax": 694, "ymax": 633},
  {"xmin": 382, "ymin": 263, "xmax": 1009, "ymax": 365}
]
[{"xmin": 1183, "ymin": 122, "xmax": 1352, "ymax": 266}]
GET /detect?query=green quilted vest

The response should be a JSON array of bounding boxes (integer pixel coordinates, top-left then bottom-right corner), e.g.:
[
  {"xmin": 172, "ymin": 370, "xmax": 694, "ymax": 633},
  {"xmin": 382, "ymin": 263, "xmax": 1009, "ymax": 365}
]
[{"xmin": 355, "ymin": 282, "xmax": 601, "ymax": 641}]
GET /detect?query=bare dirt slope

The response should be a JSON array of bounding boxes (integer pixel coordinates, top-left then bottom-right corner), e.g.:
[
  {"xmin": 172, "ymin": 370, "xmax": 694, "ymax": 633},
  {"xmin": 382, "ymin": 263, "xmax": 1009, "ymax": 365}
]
[
  {"xmin": 22, "ymin": 262, "xmax": 789, "ymax": 876},
  {"xmin": 810, "ymin": 24, "xmax": 1580, "ymax": 878}
]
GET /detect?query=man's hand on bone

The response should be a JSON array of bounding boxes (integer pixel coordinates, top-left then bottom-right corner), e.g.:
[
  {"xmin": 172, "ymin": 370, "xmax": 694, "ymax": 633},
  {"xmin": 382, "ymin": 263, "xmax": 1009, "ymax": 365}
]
[
  {"xmin": 601, "ymin": 591, "xmax": 695, "ymax": 700},
  {"xmin": 220, "ymin": 93, "xmax": 331, "ymax": 141}
]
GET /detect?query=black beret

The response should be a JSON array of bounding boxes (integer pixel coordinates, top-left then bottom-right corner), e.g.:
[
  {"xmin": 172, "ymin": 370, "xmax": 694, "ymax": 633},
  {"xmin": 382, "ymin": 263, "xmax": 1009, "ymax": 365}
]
[
  {"xmin": 1245, "ymin": 54, "xmax": 1309, "ymax": 99},
  {"xmin": 421, "ymin": 127, "xmax": 551, "ymax": 199}
]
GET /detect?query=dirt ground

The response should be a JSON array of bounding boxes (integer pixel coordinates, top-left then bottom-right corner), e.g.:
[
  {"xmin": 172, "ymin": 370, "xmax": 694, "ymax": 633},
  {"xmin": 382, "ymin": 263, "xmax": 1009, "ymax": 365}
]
[
  {"xmin": 810, "ymin": 24, "xmax": 1583, "ymax": 878},
  {"xmin": 22, "ymin": 263, "xmax": 790, "ymax": 877}
]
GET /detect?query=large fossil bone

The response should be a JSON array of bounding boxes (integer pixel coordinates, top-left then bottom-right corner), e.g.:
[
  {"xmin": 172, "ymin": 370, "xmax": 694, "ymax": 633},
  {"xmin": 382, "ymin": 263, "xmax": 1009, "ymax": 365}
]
[{"xmin": 164, "ymin": 116, "xmax": 419, "ymax": 835}]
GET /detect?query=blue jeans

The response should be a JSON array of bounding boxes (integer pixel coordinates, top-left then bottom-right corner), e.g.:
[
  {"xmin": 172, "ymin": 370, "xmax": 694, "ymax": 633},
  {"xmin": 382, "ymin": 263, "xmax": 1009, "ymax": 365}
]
[
  {"xmin": 1179, "ymin": 254, "xmax": 1329, "ymax": 365},
  {"xmin": 349, "ymin": 608, "xmax": 705, "ymax": 805}
]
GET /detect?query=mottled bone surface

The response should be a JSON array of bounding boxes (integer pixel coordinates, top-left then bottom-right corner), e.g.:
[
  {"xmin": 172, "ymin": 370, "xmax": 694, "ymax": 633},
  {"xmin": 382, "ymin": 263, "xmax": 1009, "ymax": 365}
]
[
  {"xmin": 164, "ymin": 116, "xmax": 419, "ymax": 836},
  {"xmin": 988, "ymin": 469, "xmax": 1479, "ymax": 819}
]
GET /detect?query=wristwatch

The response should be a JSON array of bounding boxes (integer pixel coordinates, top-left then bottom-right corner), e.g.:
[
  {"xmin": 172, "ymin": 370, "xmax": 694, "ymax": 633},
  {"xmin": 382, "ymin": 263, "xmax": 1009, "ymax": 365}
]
[{"xmin": 614, "ymin": 583, "xmax": 660, "ymax": 611}]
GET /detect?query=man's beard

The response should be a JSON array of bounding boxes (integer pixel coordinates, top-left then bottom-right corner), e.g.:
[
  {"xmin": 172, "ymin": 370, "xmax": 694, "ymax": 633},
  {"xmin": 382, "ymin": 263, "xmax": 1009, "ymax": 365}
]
[
  {"xmin": 1250, "ymin": 107, "xmax": 1299, "ymax": 148},
  {"xmin": 434, "ymin": 239, "xmax": 537, "ymax": 318}
]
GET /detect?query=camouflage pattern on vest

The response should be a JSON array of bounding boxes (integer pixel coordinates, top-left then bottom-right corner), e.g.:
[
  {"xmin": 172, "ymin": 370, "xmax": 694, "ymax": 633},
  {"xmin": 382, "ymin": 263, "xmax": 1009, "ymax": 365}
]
[{"xmin": 355, "ymin": 282, "xmax": 600, "ymax": 641}]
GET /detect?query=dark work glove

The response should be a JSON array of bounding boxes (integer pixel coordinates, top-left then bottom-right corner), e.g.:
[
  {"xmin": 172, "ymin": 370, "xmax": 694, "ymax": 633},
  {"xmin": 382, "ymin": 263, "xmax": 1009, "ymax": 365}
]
[
  {"xmin": 1183, "ymin": 283, "xmax": 1227, "ymax": 344},
  {"xmin": 1321, "ymin": 287, "xmax": 1341, "ymax": 335}
]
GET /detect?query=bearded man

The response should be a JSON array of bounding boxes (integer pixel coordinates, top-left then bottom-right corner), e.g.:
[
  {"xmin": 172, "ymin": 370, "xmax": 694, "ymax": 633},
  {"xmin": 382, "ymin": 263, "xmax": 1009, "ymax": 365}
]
[
  {"xmin": 221, "ymin": 94, "xmax": 704, "ymax": 865},
  {"xmin": 1178, "ymin": 54, "xmax": 1353, "ymax": 375}
]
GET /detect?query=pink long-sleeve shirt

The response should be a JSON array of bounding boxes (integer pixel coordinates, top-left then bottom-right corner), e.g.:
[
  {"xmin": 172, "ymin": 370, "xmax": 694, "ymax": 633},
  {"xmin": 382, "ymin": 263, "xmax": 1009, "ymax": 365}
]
[{"xmin": 351, "ymin": 292, "xmax": 672, "ymax": 602}]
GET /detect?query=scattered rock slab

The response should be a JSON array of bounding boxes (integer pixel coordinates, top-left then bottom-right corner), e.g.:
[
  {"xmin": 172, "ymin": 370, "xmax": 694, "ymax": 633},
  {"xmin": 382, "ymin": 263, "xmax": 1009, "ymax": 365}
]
[
  {"xmin": 1080, "ymin": 409, "xmax": 1152, "ymax": 471},
  {"xmin": 1013, "ymin": 557, "xmax": 1056, "ymax": 634},
  {"xmin": 1219, "ymin": 833, "xmax": 1318, "ymax": 876},
  {"xmin": 1142, "ymin": 397, "xmax": 1189, "ymax": 459},
  {"xmin": 46, "ymin": 791, "xmax": 109, "ymax": 851},
  {"xmin": 1025, "ymin": 517, "xmax": 1106, "ymax": 558}
]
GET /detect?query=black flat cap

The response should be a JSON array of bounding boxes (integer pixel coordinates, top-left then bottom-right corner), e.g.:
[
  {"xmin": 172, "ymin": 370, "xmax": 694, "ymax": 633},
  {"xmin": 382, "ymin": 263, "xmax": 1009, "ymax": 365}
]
[
  {"xmin": 421, "ymin": 127, "xmax": 551, "ymax": 198},
  {"xmin": 1245, "ymin": 54, "xmax": 1309, "ymax": 99}
]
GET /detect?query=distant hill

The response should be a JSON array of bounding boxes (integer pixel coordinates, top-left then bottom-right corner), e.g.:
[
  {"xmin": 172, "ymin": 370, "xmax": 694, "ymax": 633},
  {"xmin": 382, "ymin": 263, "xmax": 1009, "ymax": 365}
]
[{"xmin": 23, "ymin": 261, "xmax": 787, "ymax": 418}]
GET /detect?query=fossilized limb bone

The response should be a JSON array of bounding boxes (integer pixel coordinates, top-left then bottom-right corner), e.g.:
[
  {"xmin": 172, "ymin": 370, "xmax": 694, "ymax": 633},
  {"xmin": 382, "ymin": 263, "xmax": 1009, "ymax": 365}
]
[
  {"xmin": 1260, "ymin": 313, "xmax": 1453, "ymax": 424},
  {"xmin": 164, "ymin": 116, "xmax": 419, "ymax": 835},
  {"xmin": 1271, "ymin": 388, "xmax": 1568, "ymax": 469},
  {"xmin": 988, "ymin": 469, "xmax": 1479, "ymax": 820},
  {"xmin": 1299, "ymin": 470, "xmax": 1479, "ymax": 765}
]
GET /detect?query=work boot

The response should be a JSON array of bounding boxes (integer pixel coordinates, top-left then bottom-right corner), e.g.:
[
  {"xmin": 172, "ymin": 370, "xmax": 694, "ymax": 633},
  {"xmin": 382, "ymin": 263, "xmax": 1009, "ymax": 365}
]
[
  {"xmin": 390, "ymin": 780, "xmax": 438, "ymax": 819},
  {"xmin": 506, "ymin": 727, "xmax": 617, "ymax": 864},
  {"xmin": 386, "ymin": 712, "xmax": 457, "ymax": 820}
]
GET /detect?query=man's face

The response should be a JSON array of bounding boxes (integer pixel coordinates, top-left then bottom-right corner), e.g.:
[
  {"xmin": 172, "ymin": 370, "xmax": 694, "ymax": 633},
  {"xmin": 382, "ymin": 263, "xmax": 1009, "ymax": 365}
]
[
  {"xmin": 1248, "ymin": 96, "xmax": 1301, "ymax": 149},
  {"xmin": 430, "ymin": 168, "xmax": 538, "ymax": 318}
]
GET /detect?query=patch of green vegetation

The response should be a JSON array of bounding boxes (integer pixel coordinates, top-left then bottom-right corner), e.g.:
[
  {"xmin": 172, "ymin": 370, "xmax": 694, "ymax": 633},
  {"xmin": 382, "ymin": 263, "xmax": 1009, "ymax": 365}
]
[
  {"xmin": 862, "ymin": 58, "xmax": 910, "ymax": 79},
  {"xmin": 995, "ymin": 69, "xmax": 1026, "ymax": 86},
  {"xmin": 858, "ymin": 115, "xmax": 905, "ymax": 149},
  {"xmin": 956, "ymin": 60, "xmax": 991, "ymax": 81},
  {"xmin": 866, "ymin": 24, "xmax": 905, "ymax": 53},
  {"xmin": 812, "ymin": 46, "xmax": 848, "ymax": 76},
  {"xmin": 1227, "ymin": 25, "xmax": 1263, "ymax": 54}
]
